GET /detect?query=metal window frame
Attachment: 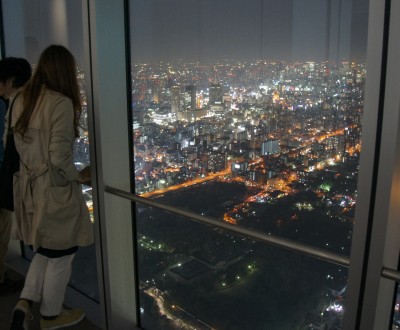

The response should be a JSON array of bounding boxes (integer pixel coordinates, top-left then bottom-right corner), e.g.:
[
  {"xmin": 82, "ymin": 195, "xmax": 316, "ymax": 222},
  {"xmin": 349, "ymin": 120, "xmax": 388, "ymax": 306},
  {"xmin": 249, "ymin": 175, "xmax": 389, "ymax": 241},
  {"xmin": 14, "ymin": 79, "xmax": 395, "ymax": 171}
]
[
  {"xmin": 87, "ymin": 0, "xmax": 138, "ymax": 329},
  {"xmin": 355, "ymin": 0, "xmax": 400, "ymax": 328},
  {"xmin": 343, "ymin": 0, "xmax": 391, "ymax": 328}
]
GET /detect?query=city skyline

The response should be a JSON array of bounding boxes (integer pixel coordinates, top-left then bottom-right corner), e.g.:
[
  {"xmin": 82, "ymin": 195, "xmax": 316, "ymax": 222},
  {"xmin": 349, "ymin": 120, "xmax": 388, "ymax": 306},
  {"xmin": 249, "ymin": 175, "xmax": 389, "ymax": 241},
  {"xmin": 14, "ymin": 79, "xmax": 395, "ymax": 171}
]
[{"xmin": 127, "ymin": 57, "xmax": 364, "ymax": 329}]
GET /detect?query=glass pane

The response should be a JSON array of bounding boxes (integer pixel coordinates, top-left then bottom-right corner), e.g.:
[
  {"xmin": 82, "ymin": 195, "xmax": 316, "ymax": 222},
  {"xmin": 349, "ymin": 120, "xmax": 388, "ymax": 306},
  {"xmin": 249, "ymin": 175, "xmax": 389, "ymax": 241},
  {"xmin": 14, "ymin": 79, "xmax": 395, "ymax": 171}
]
[
  {"xmin": 130, "ymin": 0, "xmax": 368, "ymax": 256},
  {"xmin": 136, "ymin": 206, "xmax": 348, "ymax": 330},
  {"xmin": 2, "ymin": 0, "xmax": 98, "ymax": 301},
  {"xmin": 130, "ymin": 0, "xmax": 369, "ymax": 328}
]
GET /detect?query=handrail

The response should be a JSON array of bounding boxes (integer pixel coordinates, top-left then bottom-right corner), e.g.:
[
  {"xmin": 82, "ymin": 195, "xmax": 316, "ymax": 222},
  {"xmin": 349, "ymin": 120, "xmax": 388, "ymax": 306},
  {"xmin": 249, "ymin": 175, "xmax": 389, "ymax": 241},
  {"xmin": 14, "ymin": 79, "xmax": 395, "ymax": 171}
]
[
  {"xmin": 382, "ymin": 267, "xmax": 400, "ymax": 282},
  {"xmin": 105, "ymin": 186, "xmax": 350, "ymax": 267}
]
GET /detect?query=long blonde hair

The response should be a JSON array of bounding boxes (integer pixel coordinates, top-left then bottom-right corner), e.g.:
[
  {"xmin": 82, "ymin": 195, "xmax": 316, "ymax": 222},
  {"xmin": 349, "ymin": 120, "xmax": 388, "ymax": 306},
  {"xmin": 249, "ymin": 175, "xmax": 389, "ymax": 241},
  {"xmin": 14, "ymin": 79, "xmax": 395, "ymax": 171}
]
[{"xmin": 15, "ymin": 45, "xmax": 81, "ymax": 139}]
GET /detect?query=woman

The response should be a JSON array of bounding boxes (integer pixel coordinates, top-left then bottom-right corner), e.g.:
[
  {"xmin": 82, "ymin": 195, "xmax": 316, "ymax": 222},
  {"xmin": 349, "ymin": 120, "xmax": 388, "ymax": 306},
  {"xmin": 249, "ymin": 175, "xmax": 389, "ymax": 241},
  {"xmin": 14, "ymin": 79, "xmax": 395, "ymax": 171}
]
[{"xmin": 9, "ymin": 45, "xmax": 93, "ymax": 330}]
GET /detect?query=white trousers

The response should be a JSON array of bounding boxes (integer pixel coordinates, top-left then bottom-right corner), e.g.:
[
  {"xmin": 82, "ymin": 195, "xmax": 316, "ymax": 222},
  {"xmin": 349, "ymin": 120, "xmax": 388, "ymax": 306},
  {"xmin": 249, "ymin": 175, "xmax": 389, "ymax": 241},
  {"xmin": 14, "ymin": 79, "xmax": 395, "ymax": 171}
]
[{"xmin": 20, "ymin": 252, "xmax": 75, "ymax": 316}]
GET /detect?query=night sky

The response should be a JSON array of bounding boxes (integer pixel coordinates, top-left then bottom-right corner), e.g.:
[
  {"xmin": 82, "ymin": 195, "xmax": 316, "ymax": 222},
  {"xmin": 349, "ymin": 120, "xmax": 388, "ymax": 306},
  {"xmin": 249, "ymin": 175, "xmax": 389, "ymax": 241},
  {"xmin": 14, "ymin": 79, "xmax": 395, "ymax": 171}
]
[{"xmin": 130, "ymin": 0, "xmax": 369, "ymax": 64}]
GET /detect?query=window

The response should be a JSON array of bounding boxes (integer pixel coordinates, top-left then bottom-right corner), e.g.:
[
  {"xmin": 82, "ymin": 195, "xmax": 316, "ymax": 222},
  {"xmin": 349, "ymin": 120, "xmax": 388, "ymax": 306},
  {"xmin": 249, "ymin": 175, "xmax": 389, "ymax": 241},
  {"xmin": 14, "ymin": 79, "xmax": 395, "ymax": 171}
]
[{"xmin": 130, "ymin": 0, "xmax": 369, "ymax": 328}]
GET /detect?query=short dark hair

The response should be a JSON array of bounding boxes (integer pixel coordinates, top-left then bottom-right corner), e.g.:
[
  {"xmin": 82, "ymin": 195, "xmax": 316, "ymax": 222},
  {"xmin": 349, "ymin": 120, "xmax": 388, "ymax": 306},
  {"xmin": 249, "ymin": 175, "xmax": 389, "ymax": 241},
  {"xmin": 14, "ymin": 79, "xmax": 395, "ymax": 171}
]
[{"xmin": 0, "ymin": 57, "xmax": 32, "ymax": 88}]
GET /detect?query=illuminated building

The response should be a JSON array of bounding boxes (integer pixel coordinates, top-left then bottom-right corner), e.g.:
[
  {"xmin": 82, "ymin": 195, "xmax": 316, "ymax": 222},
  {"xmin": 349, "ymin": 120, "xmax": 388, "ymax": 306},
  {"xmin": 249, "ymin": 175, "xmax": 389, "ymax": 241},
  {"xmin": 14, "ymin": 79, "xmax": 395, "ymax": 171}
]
[
  {"xmin": 261, "ymin": 139, "xmax": 280, "ymax": 155},
  {"xmin": 171, "ymin": 85, "xmax": 180, "ymax": 114},
  {"xmin": 185, "ymin": 85, "xmax": 196, "ymax": 111}
]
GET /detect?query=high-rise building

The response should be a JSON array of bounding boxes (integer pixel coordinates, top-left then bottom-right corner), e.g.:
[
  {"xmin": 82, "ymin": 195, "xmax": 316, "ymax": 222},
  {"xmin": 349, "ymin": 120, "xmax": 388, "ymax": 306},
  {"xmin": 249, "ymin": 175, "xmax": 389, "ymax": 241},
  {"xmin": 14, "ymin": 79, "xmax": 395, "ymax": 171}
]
[
  {"xmin": 261, "ymin": 139, "xmax": 280, "ymax": 155},
  {"xmin": 185, "ymin": 85, "xmax": 196, "ymax": 111},
  {"xmin": 171, "ymin": 85, "xmax": 180, "ymax": 114}
]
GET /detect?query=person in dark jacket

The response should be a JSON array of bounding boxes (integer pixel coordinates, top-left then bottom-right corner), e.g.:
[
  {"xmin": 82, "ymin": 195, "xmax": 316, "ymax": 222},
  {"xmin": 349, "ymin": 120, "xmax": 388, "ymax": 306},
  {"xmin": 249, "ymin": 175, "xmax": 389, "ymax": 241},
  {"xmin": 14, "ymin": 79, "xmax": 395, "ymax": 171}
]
[{"xmin": 0, "ymin": 57, "xmax": 31, "ymax": 296}]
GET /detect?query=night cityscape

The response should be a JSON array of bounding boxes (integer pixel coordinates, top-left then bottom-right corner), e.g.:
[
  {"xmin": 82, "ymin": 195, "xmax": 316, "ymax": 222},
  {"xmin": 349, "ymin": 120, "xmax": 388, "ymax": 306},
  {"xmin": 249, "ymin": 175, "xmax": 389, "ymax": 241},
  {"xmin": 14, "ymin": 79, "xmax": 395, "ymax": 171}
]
[
  {"xmin": 128, "ymin": 59, "xmax": 364, "ymax": 329},
  {"xmin": 5, "ymin": 1, "xmax": 400, "ymax": 329}
]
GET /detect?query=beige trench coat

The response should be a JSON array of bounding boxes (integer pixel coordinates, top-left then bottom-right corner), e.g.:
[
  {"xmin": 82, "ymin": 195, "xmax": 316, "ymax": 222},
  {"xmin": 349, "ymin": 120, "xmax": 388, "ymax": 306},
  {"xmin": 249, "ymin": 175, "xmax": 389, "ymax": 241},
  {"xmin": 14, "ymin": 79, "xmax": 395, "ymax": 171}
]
[{"xmin": 11, "ymin": 89, "xmax": 93, "ymax": 251}]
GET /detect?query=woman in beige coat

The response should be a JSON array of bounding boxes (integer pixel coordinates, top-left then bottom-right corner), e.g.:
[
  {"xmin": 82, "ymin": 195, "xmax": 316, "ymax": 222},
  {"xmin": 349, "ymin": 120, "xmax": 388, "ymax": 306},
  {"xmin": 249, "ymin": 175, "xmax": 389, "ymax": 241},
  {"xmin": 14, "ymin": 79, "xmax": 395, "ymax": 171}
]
[{"xmin": 9, "ymin": 45, "xmax": 93, "ymax": 330}]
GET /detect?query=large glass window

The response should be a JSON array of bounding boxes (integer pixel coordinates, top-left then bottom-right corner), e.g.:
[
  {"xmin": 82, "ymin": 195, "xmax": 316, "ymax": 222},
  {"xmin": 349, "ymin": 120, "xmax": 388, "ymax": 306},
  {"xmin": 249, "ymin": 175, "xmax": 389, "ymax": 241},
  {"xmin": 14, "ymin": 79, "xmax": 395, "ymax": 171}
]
[
  {"xmin": 130, "ymin": 0, "xmax": 369, "ymax": 328},
  {"xmin": 2, "ymin": 0, "xmax": 98, "ymax": 302}
]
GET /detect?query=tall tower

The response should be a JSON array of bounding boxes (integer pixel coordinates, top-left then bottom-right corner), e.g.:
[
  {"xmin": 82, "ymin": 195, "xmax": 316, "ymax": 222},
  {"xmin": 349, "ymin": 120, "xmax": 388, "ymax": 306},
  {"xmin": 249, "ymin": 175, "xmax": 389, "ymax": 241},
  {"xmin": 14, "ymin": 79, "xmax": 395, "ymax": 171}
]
[
  {"xmin": 185, "ymin": 85, "xmax": 196, "ymax": 111},
  {"xmin": 171, "ymin": 85, "xmax": 180, "ymax": 114}
]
